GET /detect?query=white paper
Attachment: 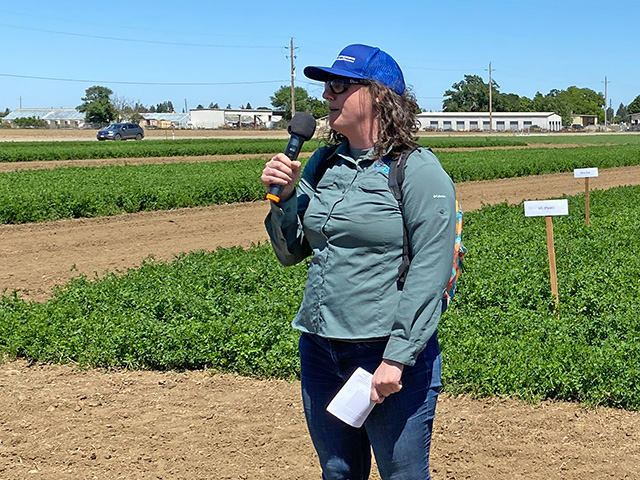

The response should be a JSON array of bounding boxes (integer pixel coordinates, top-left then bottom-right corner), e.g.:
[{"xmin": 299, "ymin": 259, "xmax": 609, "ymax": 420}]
[
  {"xmin": 326, "ymin": 367, "xmax": 375, "ymax": 428},
  {"xmin": 574, "ymin": 167, "xmax": 599, "ymax": 178},
  {"xmin": 524, "ymin": 199, "xmax": 569, "ymax": 217}
]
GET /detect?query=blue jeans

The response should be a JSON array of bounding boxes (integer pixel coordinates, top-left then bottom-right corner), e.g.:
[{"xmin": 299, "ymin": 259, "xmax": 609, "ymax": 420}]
[{"xmin": 299, "ymin": 332, "xmax": 442, "ymax": 480}]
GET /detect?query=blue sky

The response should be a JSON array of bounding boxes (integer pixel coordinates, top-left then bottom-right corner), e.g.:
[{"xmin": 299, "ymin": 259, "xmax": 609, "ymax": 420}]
[{"xmin": 1, "ymin": 1, "xmax": 638, "ymax": 113}]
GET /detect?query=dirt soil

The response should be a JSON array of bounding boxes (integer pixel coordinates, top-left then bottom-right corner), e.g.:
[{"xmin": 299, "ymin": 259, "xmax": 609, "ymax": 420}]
[
  {"xmin": 2, "ymin": 136, "xmax": 640, "ymax": 479},
  {"xmin": 2, "ymin": 163, "xmax": 640, "ymax": 303},
  {"xmin": 1, "ymin": 360, "xmax": 639, "ymax": 480}
]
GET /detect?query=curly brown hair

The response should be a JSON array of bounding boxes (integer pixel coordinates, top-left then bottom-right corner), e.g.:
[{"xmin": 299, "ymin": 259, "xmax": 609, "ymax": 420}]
[{"xmin": 326, "ymin": 80, "xmax": 420, "ymax": 159}]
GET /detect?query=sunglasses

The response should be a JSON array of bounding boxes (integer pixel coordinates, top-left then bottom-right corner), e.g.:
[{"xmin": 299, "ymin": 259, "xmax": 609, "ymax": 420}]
[{"xmin": 325, "ymin": 77, "xmax": 370, "ymax": 95}]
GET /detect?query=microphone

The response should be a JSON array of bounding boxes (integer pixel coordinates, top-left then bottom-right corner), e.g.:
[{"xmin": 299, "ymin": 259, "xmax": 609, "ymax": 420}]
[{"xmin": 266, "ymin": 112, "xmax": 317, "ymax": 202}]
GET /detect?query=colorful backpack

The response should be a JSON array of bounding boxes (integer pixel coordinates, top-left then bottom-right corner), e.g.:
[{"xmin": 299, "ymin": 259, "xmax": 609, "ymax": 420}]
[{"xmin": 389, "ymin": 146, "xmax": 466, "ymax": 312}]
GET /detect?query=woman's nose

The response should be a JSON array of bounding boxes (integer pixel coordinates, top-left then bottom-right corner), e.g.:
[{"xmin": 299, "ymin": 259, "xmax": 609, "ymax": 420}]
[{"xmin": 322, "ymin": 84, "xmax": 335, "ymax": 101}]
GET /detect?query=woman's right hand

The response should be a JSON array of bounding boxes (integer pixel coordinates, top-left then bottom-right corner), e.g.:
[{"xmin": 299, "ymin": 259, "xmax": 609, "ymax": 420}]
[{"xmin": 261, "ymin": 153, "xmax": 302, "ymax": 202}]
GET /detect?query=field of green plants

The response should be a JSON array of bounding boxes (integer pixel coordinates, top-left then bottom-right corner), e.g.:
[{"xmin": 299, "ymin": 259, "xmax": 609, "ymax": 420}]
[
  {"xmin": 2, "ymin": 144, "xmax": 640, "ymax": 224},
  {"xmin": 0, "ymin": 136, "xmax": 528, "ymax": 163},
  {"xmin": 1, "ymin": 136, "xmax": 639, "ymax": 410},
  {"xmin": 1, "ymin": 133, "xmax": 639, "ymax": 164}
]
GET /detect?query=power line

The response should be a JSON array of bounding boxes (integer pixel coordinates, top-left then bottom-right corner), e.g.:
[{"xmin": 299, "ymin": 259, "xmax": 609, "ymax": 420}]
[
  {"xmin": 0, "ymin": 72, "xmax": 288, "ymax": 87},
  {"xmin": 0, "ymin": 8, "xmax": 288, "ymax": 42},
  {"xmin": 0, "ymin": 23, "xmax": 283, "ymax": 49},
  {"xmin": 404, "ymin": 66, "xmax": 476, "ymax": 72}
]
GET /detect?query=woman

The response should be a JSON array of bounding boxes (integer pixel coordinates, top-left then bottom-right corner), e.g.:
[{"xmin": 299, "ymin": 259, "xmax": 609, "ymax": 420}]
[{"xmin": 261, "ymin": 44, "xmax": 456, "ymax": 480}]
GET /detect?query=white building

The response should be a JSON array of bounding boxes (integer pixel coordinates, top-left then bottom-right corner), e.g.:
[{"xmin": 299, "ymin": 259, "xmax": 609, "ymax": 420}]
[
  {"xmin": 2, "ymin": 108, "xmax": 85, "ymax": 128},
  {"xmin": 188, "ymin": 108, "xmax": 283, "ymax": 129},
  {"xmin": 416, "ymin": 111, "xmax": 563, "ymax": 132},
  {"xmin": 141, "ymin": 112, "xmax": 190, "ymax": 129},
  {"xmin": 630, "ymin": 112, "xmax": 640, "ymax": 129}
]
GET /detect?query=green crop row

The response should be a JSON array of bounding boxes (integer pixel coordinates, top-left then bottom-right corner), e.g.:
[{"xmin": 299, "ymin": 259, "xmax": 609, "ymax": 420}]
[
  {"xmin": 0, "ymin": 136, "xmax": 531, "ymax": 163},
  {"xmin": 3, "ymin": 134, "xmax": 639, "ymax": 164},
  {"xmin": 520, "ymin": 133, "xmax": 640, "ymax": 146},
  {"xmin": 1, "ymin": 145, "xmax": 639, "ymax": 225},
  {"xmin": 1, "ymin": 185, "xmax": 639, "ymax": 409},
  {"xmin": 0, "ymin": 138, "xmax": 316, "ymax": 163},
  {"xmin": 0, "ymin": 160, "xmax": 268, "ymax": 224},
  {"xmin": 437, "ymin": 144, "xmax": 640, "ymax": 182}
]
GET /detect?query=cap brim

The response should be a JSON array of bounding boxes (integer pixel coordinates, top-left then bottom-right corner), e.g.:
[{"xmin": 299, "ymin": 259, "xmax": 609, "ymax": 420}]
[{"xmin": 303, "ymin": 66, "xmax": 367, "ymax": 82}]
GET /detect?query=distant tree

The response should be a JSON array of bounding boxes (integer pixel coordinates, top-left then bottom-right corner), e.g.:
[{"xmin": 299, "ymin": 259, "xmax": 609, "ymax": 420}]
[
  {"xmin": 606, "ymin": 106, "xmax": 614, "ymax": 124},
  {"xmin": 133, "ymin": 102, "xmax": 149, "ymax": 113},
  {"xmin": 627, "ymin": 95, "xmax": 640, "ymax": 114},
  {"xmin": 531, "ymin": 91, "xmax": 553, "ymax": 112},
  {"xmin": 111, "ymin": 94, "xmax": 133, "ymax": 122},
  {"xmin": 309, "ymin": 97, "xmax": 329, "ymax": 119},
  {"xmin": 518, "ymin": 96, "xmax": 534, "ymax": 112},
  {"xmin": 13, "ymin": 116, "xmax": 48, "ymax": 128},
  {"xmin": 443, "ymin": 75, "xmax": 498, "ymax": 112},
  {"xmin": 558, "ymin": 86, "xmax": 604, "ymax": 118},
  {"xmin": 77, "ymin": 85, "xmax": 118, "ymax": 125},
  {"xmin": 245, "ymin": 102, "xmax": 252, "ymax": 109},
  {"xmin": 226, "ymin": 104, "xmax": 232, "ymax": 109},
  {"xmin": 615, "ymin": 103, "xmax": 629, "ymax": 123},
  {"xmin": 130, "ymin": 112, "xmax": 144, "ymax": 123},
  {"xmin": 524, "ymin": 88, "xmax": 595, "ymax": 125},
  {"xmin": 209, "ymin": 102, "xmax": 220, "ymax": 109},
  {"xmin": 155, "ymin": 101, "xmax": 175, "ymax": 113},
  {"xmin": 196, "ymin": 104, "xmax": 204, "ymax": 110},
  {"xmin": 440, "ymin": 76, "xmax": 609, "ymax": 124},
  {"xmin": 0, "ymin": 108, "xmax": 9, "ymax": 118},
  {"xmin": 271, "ymin": 85, "xmax": 326, "ymax": 120},
  {"xmin": 496, "ymin": 93, "xmax": 521, "ymax": 112}
]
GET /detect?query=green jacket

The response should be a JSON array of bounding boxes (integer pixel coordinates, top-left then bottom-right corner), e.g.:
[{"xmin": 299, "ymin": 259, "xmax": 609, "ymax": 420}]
[{"xmin": 265, "ymin": 141, "xmax": 456, "ymax": 366}]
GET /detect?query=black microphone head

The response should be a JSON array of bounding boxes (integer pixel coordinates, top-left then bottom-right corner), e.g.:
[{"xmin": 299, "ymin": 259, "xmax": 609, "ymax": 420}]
[{"xmin": 288, "ymin": 112, "xmax": 316, "ymax": 141}]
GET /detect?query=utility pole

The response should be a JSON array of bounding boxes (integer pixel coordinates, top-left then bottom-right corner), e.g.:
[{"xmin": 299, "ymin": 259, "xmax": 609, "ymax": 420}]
[
  {"xmin": 604, "ymin": 76, "xmax": 608, "ymax": 131},
  {"xmin": 488, "ymin": 62, "xmax": 493, "ymax": 133},
  {"xmin": 286, "ymin": 37, "xmax": 298, "ymax": 118}
]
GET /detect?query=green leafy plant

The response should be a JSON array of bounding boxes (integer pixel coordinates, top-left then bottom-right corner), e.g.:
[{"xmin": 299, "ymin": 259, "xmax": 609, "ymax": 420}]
[
  {"xmin": 2, "ymin": 186, "xmax": 640, "ymax": 410},
  {"xmin": 2, "ymin": 145, "xmax": 640, "ymax": 225}
]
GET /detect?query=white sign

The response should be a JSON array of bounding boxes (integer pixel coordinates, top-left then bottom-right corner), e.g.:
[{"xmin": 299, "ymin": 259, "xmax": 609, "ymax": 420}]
[
  {"xmin": 524, "ymin": 199, "xmax": 569, "ymax": 217},
  {"xmin": 574, "ymin": 167, "xmax": 599, "ymax": 178}
]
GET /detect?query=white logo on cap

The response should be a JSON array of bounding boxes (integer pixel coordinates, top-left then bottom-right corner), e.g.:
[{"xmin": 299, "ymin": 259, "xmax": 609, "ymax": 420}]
[{"xmin": 336, "ymin": 55, "xmax": 355, "ymax": 63}]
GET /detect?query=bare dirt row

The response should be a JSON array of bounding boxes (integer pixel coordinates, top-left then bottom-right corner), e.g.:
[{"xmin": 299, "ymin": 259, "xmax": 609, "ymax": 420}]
[
  {"xmin": 2, "ymin": 164, "xmax": 640, "ymax": 302},
  {"xmin": 1, "ymin": 359, "xmax": 638, "ymax": 480}
]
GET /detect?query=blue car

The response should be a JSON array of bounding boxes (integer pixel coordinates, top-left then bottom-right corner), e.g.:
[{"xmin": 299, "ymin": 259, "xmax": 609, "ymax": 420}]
[{"xmin": 97, "ymin": 122, "xmax": 144, "ymax": 141}]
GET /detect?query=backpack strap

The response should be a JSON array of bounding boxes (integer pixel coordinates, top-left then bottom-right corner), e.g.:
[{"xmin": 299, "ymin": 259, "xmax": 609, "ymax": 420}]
[
  {"xmin": 389, "ymin": 143, "xmax": 430, "ymax": 285},
  {"xmin": 311, "ymin": 143, "xmax": 340, "ymax": 188}
]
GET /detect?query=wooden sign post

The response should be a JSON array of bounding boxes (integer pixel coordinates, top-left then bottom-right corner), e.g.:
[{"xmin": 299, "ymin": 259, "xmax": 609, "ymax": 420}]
[
  {"xmin": 574, "ymin": 168, "xmax": 598, "ymax": 225},
  {"xmin": 524, "ymin": 199, "xmax": 569, "ymax": 309}
]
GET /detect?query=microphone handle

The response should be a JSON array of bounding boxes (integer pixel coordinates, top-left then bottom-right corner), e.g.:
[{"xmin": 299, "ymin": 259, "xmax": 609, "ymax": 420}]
[
  {"xmin": 266, "ymin": 134, "xmax": 303, "ymax": 202},
  {"xmin": 283, "ymin": 134, "xmax": 303, "ymax": 161}
]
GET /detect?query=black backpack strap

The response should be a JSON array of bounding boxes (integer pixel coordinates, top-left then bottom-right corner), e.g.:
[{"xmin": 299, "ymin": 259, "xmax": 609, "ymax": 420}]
[
  {"xmin": 311, "ymin": 143, "xmax": 340, "ymax": 188},
  {"xmin": 389, "ymin": 143, "xmax": 429, "ymax": 285}
]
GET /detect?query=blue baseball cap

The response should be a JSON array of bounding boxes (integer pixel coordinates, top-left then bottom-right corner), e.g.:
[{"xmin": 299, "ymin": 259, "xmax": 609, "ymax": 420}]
[{"xmin": 304, "ymin": 44, "xmax": 405, "ymax": 96}]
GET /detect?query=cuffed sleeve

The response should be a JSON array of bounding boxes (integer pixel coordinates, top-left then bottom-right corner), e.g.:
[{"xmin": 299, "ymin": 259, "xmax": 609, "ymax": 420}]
[
  {"xmin": 265, "ymin": 193, "xmax": 312, "ymax": 266},
  {"xmin": 264, "ymin": 146, "xmax": 336, "ymax": 266}
]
